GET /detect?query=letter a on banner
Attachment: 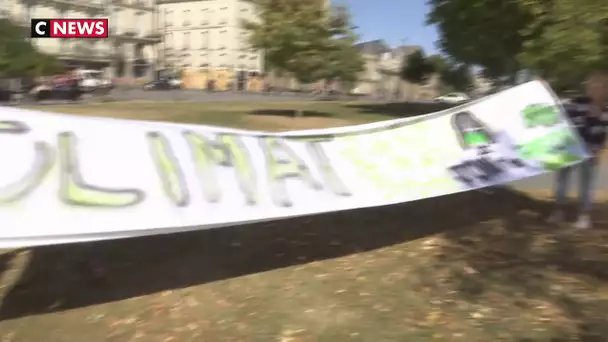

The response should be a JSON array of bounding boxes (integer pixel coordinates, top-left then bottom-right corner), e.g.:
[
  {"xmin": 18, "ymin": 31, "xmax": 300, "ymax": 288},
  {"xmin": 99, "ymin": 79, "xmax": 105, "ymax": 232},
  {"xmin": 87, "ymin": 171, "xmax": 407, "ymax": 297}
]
[{"xmin": 260, "ymin": 137, "xmax": 322, "ymax": 207}]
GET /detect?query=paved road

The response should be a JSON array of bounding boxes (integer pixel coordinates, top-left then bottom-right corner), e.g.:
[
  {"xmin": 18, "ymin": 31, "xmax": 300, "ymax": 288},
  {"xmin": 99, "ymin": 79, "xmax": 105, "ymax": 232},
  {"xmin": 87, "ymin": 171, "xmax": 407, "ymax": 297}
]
[
  {"xmin": 4, "ymin": 89, "xmax": 377, "ymax": 106},
  {"xmin": 107, "ymin": 89, "xmax": 329, "ymax": 102}
]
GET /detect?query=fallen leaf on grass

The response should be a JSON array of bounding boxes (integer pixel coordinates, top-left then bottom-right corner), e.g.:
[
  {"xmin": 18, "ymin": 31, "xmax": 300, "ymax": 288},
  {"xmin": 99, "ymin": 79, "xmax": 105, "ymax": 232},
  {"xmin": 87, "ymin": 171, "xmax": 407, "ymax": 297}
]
[
  {"xmin": 463, "ymin": 266, "xmax": 478, "ymax": 275},
  {"xmin": 426, "ymin": 311, "xmax": 441, "ymax": 322},
  {"xmin": 470, "ymin": 312, "xmax": 483, "ymax": 319}
]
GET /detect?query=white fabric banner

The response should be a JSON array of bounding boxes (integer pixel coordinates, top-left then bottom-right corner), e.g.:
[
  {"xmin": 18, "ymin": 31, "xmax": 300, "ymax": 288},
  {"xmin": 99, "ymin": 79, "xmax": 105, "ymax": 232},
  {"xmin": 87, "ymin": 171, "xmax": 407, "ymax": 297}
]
[{"xmin": 0, "ymin": 81, "xmax": 589, "ymax": 248}]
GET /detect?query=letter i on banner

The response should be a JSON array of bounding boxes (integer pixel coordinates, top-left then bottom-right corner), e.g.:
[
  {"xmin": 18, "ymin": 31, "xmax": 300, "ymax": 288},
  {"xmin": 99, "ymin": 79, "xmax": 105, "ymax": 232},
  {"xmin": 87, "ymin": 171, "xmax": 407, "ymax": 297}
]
[{"xmin": 147, "ymin": 132, "xmax": 189, "ymax": 207}]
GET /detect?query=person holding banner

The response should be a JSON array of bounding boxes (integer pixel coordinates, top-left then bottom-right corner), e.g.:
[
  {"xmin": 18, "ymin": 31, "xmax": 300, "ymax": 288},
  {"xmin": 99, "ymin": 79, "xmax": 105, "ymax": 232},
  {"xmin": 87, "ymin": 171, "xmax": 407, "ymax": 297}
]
[{"xmin": 548, "ymin": 72, "xmax": 608, "ymax": 229}]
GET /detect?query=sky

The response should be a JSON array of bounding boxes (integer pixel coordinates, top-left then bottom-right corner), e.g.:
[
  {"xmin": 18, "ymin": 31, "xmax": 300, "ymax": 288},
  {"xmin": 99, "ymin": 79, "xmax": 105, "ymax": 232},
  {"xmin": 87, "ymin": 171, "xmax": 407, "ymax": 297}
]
[{"xmin": 335, "ymin": 0, "xmax": 439, "ymax": 54}]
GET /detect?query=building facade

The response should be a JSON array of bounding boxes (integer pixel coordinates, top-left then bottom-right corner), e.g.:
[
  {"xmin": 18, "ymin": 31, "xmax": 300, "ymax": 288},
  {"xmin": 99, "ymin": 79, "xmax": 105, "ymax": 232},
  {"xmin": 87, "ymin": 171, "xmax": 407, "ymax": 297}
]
[
  {"xmin": 2, "ymin": 0, "xmax": 161, "ymax": 81},
  {"xmin": 354, "ymin": 39, "xmax": 440, "ymax": 101},
  {"xmin": 157, "ymin": 0, "xmax": 264, "ymax": 90}
]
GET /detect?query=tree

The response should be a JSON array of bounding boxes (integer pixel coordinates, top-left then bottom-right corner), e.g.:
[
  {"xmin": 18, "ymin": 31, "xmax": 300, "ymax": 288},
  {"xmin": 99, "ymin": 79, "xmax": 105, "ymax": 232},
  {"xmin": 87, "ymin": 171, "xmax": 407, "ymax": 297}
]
[
  {"xmin": 319, "ymin": 7, "xmax": 364, "ymax": 92},
  {"xmin": 427, "ymin": 0, "xmax": 608, "ymax": 90},
  {"xmin": 516, "ymin": 0, "xmax": 608, "ymax": 91},
  {"xmin": 404, "ymin": 53, "xmax": 473, "ymax": 93},
  {"xmin": 429, "ymin": 55, "xmax": 473, "ymax": 92},
  {"xmin": 0, "ymin": 18, "xmax": 64, "ymax": 78},
  {"xmin": 242, "ymin": 0, "xmax": 363, "ymax": 88},
  {"xmin": 426, "ymin": 0, "xmax": 532, "ymax": 83},
  {"xmin": 440, "ymin": 63, "xmax": 473, "ymax": 92},
  {"xmin": 400, "ymin": 49, "xmax": 435, "ymax": 84}
]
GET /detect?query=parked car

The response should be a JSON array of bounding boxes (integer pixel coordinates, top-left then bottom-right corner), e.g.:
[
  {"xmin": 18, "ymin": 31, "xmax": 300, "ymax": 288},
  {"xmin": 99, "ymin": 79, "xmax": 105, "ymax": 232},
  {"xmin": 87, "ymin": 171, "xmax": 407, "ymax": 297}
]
[
  {"xmin": 29, "ymin": 78, "xmax": 83, "ymax": 102},
  {"xmin": 143, "ymin": 77, "xmax": 181, "ymax": 90},
  {"xmin": 315, "ymin": 89, "xmax": 344, "ymax": 101},
  {"xmin": 0, "ymin": 87, "xmax": 11, "ymax": 102},
  {"xmin": 73, "ymin": 69, "xmax": 113, "ymax": 93},
  {"xmin": 434, "ymin": 92, "xmax": 470, "ymax": 104}
]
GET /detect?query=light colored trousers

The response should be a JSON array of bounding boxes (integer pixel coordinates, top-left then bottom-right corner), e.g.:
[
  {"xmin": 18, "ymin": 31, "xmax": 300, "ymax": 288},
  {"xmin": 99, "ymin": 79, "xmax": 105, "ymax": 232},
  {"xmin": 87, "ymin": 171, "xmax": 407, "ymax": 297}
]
[{"xmin": 554, "ymin": 156, "xmax": 599, "ymax": 212}]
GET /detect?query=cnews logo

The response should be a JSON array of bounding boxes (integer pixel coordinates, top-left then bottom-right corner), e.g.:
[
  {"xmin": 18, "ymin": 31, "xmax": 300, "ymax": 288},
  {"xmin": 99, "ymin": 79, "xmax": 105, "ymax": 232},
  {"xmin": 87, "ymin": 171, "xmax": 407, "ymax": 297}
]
[{"xmin": 30, "ymin": 19, "xmax": 109, "ymax": 38}]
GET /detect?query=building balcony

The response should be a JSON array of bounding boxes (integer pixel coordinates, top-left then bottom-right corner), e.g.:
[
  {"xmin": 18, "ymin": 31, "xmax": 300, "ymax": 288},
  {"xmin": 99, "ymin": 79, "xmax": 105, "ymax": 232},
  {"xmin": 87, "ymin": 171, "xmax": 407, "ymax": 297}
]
[
  {"xmin": 156, "ymin": 0, "xmax": 191, "ymax": 4},
  {"xmin": 55, "ymin": 45, "xmax": 113, "ymax": 62},
  {"xmin": 41, "ymin": 0, "xmax": 107, "ymax": 12},
  {"xmin": 111, "ymin": 0, "xmax": 154, "ymax": 11},
  {"xmin": 111, "ymin": 29, "xmax": 162, "ymax": 44}
]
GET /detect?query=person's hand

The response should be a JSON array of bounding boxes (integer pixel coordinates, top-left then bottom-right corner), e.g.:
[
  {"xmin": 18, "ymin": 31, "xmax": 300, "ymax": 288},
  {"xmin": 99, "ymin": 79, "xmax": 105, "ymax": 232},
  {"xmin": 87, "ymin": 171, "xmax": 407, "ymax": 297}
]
[{"xmin": 589, "ymin": 145, "xmax": 605, "ymax": 158}]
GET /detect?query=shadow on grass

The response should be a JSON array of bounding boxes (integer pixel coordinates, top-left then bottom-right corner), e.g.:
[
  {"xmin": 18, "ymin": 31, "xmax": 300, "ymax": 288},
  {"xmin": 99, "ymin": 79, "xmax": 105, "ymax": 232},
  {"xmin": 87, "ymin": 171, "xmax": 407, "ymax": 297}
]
[
  {"xmin": 248, "ymin": 109, "xmax": 334, "ymax": 118},
  {"xmin": 433, "ymin": 196, "xmax": 608, "ymax": 341},
  {"xmin": 0, "ymin": 251, "xmax": 15, "ymax": 278},
  {"xmin": 348, "ymin": 101, "xmax": 455, "ymax": 118},
  {"xmin": 0, "ymin": 187, "xmax": 541, "ymax": 321}
]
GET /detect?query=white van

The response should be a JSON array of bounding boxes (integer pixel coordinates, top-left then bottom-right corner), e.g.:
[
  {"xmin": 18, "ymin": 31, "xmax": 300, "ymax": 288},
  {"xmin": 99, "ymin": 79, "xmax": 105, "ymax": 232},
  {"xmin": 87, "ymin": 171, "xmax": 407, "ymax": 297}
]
[{"xmin": 73, "ymin": 69, "xmax": 112, "ymax": 91}]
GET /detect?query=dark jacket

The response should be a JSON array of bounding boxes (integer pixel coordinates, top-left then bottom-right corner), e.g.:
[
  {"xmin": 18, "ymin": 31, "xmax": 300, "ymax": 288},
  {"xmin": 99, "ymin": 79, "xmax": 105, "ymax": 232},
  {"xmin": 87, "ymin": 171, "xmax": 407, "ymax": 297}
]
[{"xmin": 564, "ymin": 96, "xmax": 607, "ymax": 153}]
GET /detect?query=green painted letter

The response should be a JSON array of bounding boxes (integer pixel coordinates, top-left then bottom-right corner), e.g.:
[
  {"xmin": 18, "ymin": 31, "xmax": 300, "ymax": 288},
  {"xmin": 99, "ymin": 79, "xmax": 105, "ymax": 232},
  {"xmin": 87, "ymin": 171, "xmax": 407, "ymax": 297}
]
[
  {"xmin": 58, "ymin": 132, "xmax": 144, "ymax": 207},
  {"xmin": 305, "ymin": 139, "xmax": 351, "ymax": 196},
  {"xmin": 259, "ymin": 137, "xmax": 322, "ymax": 207},
  {"xmin": 0, "ymin": 121, "xmax": 53, "ymax": 203},
  {"xmin": 184, "ymin": 131, "xmax": 257, "ymax": 204},
  {"xmin": 147, "ymin": 132, "xmax": 189, "ymax": 207}
]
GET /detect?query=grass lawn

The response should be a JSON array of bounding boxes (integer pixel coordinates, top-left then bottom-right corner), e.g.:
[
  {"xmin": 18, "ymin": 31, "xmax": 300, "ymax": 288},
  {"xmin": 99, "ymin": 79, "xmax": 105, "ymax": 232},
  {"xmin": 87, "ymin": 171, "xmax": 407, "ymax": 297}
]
[
  {"xmin": 0, "ymin": 101, "xmax": 607, "ymax": 341},
  {"xmin": 18, "ymin": 101, "xmax": 395, "ymax": 131}
]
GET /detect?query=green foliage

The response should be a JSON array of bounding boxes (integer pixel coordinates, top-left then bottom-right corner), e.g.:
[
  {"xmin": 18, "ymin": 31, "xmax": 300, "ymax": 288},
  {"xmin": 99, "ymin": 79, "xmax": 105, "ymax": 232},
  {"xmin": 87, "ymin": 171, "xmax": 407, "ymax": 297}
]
[
  {"xmin": 242, "ymin": 0, "xmax": 363, "ymax": 84},
  {"xmin": 427, "ymin": 0, "xmax": 608, "ymax": 89},
  {"xmin": 411, "ymin": 53, "xmax": 472, "ymax": 92},
  {"xmin": 427, "ymin": 0, "xmax": 531, "ymax": 81},
  {"xmin": 400, "ymin": 49, "xmax": 435, "ymax": 84},
  {"xmin": 516, "ymin": 0, "xmax": 608, "ymax": 88},
  {"xmin": 0, "ymin": 19, "xmax": 64, "ymax": 77},
  {"xmin": 440, "ymin": 63, "xmax": 473, "ymax": 92}
]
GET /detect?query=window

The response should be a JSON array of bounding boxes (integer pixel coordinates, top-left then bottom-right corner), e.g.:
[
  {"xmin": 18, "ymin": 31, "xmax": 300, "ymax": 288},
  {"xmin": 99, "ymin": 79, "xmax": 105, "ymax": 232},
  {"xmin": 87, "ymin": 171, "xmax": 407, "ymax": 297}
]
[
  {"xmin": 200, "ymin": 31, "xmax": 208, "ymax": 49},
  {"xmin": 165, "ymin": 10, "xmax": 172, "ymax": 26},
  {"xmin": 182, "ymin": 32, "xmax": 190, "ymax": 50},
  {"xmin": 200, "ymin": 8, "xmax": 208, "ymax": 24},
  {"xmin": 183, "ymin": 9, "xmax": 190, "ymax": 26}
]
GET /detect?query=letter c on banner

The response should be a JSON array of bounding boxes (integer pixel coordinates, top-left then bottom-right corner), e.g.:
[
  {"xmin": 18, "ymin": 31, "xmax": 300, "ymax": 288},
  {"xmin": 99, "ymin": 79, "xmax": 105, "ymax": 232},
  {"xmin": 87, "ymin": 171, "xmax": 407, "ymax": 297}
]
[{"xmin": 0, "ymin": 121, "xmax": 53, "ymax": 204}]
